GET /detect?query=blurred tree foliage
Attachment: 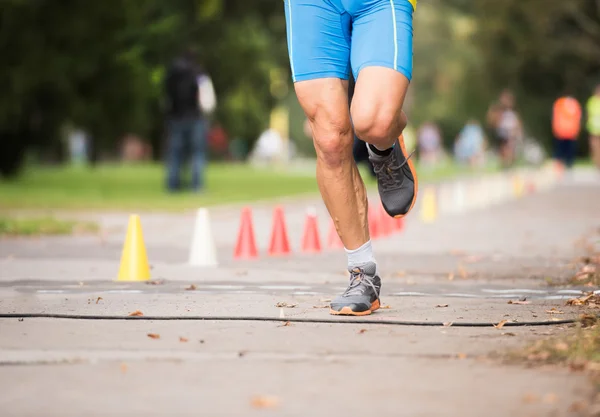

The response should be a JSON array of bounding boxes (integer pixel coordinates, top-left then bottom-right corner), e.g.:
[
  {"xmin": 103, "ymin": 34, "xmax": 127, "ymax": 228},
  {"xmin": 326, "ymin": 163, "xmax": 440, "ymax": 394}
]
[
  {"xmin": 0, "ymin": 0, "xmax": 288, "ymax": 176},
  {"xmin": 413, "ymin": 0, "xmax": 600, "ymax": 150},
  {"xmin": 1, "ymin": 0, "xmax": 599, "ymax": 177}
]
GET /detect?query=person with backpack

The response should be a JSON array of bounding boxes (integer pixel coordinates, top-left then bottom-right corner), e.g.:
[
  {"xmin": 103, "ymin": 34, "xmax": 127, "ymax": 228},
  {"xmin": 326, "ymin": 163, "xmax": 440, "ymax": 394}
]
[{"xmin": 164, "ymin": 47, "xmax": 216, "ymax": 192}]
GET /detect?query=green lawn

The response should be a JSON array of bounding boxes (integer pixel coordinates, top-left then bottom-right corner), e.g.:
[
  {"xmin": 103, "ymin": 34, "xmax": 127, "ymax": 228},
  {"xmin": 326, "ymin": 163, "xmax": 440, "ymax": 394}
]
[{"xmin": 0, "ymin": 161, "xmax": 498, "ymax": 212}]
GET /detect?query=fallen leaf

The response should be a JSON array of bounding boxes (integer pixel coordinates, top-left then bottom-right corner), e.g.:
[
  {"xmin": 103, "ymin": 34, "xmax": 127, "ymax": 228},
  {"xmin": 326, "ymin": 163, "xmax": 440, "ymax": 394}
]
[
  {"xmin": 494, "ymin": 320, "xmax": 508, "ymax": 329},
  {"xmin": 380, "ymin": 305, "xmax": 392, "ymax": 309},
  {"xmin": 275, "ymin": 302, "xmax": 298, "ymax": 308},
  {"xmin": 394, "ymin": 271, "xmax": 406, "ymax": 277},
  {"xmin": 147, "ymin": 279, "xmax": 165, "ymax": 285},
  {"xmin": 456, "ymin": 353, "xmax": 467, "ymax": 359},
  {"xmin": 128, "ymin": 310, "xmax": 144, "ymax": 317},
  {"xmin": 320, "ymin": 298, "xmax": 332, "ymax": 303},
  {"xmin": 95, "ymin": 297, "xmax": 103, "ymax": 304},
  {"xmin": 358, "ymin": 329, "xmax": 367, "ymax": 334},
  {"xmin": 147, "ymin": 333, "xmax": 160, "ymax": 339},
  {"xmin": 199, "ymin": 340, "xmax": 205, "ymax": 344},
  {"xmin": 250, "ymin": 395, "xmax": 280, "ymax": 409},
  {"xmin": 312, "ymin": 305, "xmax": 329, "ymax": 309},
  {"xmin": 120, "ymin": 363, "xmax": 128, "ymax": 374},
  {"xmin": 508, "ymin": 300, "xmax": 530, "ymax": 305},
  {"xmin": 554, "ymin": 342, "xmax": 569, "ymax": 351},
  {"xmin": 443, "ymin": 322, "xmax": 453, "ymax": 327},
  {"xmin": 185, "ymin": 284, "xmax": 197, "ymax": 291},
  {"xmin": 580, "ymin": 313, "xmax": 598, "ymax": 328},
  {"xmin": 277, "ymin": 321, "xmax": 291, "ymax": 327},
  {"xmin": 238, "ymin": 350, "xmax": 247, "ymax": 358},
  {"xmin": 447, "ymin": 273, "xmax": 455, "ymax": 281},
  {"xmin": 568, "ymin": 401, "xmax": 588, "ymax": 412},
  {"xmin": 179, "ymin": 337, "xmax": 189, "ymax": 343},
  {"xmin": 546, "ymin": 308, "xmax": 564, "ymax": 314},
  {"xmin": 436, "ymin": 304, "xmax": 449, "ymax": 308},
  {"xmin": 566, "ymin": 293, "xmax": 595, "ymax": 306},
  {"xmin": 502, "ymin": 332, "xmax": 517, "ymax": 337},
  {"xmin": 522, "ymin": 393, "xmax": 539, "ymax": 404}
]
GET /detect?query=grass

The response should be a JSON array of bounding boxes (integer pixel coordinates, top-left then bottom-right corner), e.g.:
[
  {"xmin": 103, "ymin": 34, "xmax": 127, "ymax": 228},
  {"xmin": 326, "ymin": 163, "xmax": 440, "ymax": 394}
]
[
  {"xmin": 0, "ymin": 160, "xmax": 498, "ymax": 212},
  {"xmin": 0, "ymin": 216, "xmax": 99, "ymax": 236}
]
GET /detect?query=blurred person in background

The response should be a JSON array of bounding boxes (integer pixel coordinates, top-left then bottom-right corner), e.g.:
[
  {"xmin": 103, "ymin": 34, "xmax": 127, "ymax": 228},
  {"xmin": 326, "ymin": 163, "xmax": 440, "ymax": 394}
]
[
  {"xmin": 487, "ymin": 89, "xmax": 523, "ymax": 169},
  {"xmin": 586, "ymin": 84, "xmax": 600, "ymax": 169},
  {"xmin": 552, "ymin": 95, "xmax": 581, "ymax": 170},
  {"xmin": 454, "ymin": 119, "xmax": 486, "ymax": 167},
  {"xmin": 284, "ymin": 0, "xmax": 418, "ymax": 315},
  {"xmin": 164, "ymin": 47, "xmax": 216, "ymax": 192},
  {"xmin": 416, "ymin": 121, "xmax": 443, "ymax": 167}
]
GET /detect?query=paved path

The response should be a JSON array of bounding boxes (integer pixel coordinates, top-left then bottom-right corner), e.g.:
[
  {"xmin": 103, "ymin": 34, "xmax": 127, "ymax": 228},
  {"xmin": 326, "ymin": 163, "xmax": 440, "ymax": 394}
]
[{"xmin": 0, "ymin": 168, "xmax": 599, "ymax": 416}]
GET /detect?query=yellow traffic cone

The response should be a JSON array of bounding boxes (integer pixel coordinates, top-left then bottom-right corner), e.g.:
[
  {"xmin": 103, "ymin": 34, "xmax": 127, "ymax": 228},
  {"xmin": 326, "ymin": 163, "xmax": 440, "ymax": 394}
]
[
  {"xmin": 116, "ymin": 214, "xmax": 150, "ymax": 281},
  {"xmin": 420, "ymin": 187, "xmax": 437, "ymax": 224}
]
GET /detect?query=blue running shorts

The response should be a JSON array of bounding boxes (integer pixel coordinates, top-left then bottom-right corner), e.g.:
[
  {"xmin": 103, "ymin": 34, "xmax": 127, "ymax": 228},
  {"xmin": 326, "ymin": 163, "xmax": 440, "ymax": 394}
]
[{"xmin": 284, "ymin": 0, "xmax": 415, "ymax": 83}]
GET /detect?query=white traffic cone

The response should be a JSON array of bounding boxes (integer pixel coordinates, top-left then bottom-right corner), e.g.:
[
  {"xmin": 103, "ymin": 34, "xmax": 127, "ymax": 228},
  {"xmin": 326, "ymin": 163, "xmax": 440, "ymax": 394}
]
[{"xmin": 189, "ymin": 208, "xmax": 218, "ymax": 267}]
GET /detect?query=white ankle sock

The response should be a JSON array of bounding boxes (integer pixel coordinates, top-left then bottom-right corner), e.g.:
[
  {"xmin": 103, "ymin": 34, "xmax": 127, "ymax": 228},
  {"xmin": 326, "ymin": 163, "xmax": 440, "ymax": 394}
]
[{"xmin": 345, "ymin": 240, "xmax": 376, "ymax": 270}]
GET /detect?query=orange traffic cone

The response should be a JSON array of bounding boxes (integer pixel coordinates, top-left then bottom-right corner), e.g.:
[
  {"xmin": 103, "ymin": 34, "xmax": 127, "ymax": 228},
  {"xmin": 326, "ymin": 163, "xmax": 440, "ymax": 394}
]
[
  {"xmin": 234, "ymin": 207, "xmax": 258, "ymax": 260},
  {"xmin": 301, "ymin": 209, "xmax": 321, "ymax": 253},
  {"xmin": 268, "ymin": 206, "xmax": 291, "ymax": 256},
  {"xmin": 327, "ymin": 219, "xmax": 344, "ymax": 249},
  {"xmin": 368, "ymin": 202, "xmax": 380, "ymax": 239},
  {"xmin": 394, "ymin": 215, "xmax": 404, "ymax": 232}
]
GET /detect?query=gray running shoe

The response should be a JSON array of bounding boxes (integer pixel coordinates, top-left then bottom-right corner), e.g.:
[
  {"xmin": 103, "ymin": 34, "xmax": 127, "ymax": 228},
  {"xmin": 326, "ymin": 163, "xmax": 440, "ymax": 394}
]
[
  {"xmin": 330, "ymin": 262, "xmax": 381, "ymax": 316},
  {"xmin": 368, "ymin": 135, "xmax": 418, "ymax": 217}
]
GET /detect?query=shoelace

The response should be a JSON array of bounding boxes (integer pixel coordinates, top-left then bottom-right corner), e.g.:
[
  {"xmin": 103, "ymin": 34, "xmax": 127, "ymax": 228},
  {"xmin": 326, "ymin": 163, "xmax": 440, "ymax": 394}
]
[
  {"xmin": 343, "ymin": 268, "xmax": 380, "ymax": 299},
  {"xmin": 373, "ymin": 149, "xmax": 415, "ymax": 189}
]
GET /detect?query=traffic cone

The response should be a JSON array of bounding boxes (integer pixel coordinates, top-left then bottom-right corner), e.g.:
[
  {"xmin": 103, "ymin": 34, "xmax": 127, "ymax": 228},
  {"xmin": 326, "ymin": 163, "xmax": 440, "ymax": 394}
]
[
  {"xmin": 117, "ymin": 214, "xmax": 151, "ymax": 281},
  {"xmin": 301, "ymin": 208, "xmax": 321, "ymax": 253},
  {"xmin": 368, "ymin": 201, "xmax": 380, "ymax": 239},
  {"xmin": 420, "ymin": 187, "xmax": 437, "ymax": 224},
  {"xmin": 234, "ymin": 207, "xmax": 258, "ymax": 260},
  {"xmin": 268, "ymin": 206, "xmax": 291, "ymax": 256},
  {"xmin": 188, "ymin": 208, "xmax": 218, "ymax": 267},
  {"xmin": 327, "ymin": 219, "xmax": 344, "ymax": 249},
  {"xmin": 379, "ymin": 202, "xmax": 394, "ymax": 236},
  {"xmin": 394, "ymin": 216, "xmax": 404, "ymax": 232}
]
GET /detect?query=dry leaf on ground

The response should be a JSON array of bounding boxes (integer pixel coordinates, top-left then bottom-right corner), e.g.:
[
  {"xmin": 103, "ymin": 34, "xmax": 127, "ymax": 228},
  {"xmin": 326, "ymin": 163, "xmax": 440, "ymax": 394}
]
[
  {"xmin": 250, "ymin": 395, "xmax": 280, "ymax": 409},
  {"xmin": 179, "ymin": 337, "xmax": 189, "ymax": 343},
  {"xmin": 494, "ymin": 320, "xmax": 509, "ymax": 329},
  {"xmin": 120, "ymin": 363, "xmax": 128, "ymax": 374},
  {"xmin": 312, "ymin": 305, "xmax": 329, "ymax": 309},
  {"xmin": 436, "ymin": 304, "xmax": 449, "ymax": 308},
  {"xmin": 96, "ymin": 297, "xmax": 103, "ymax": 304},
  {"xmin": 456, "ymin": 353, "xmax": 467, "ymax": 359},
  {"xmin": 457, "ymin": 264, "xmax": 468, "ymax": 279},
  {"xmin": 380, "ymin": 305, "xmax": 392, "ymax": 309},
  {"xmin": 275, "ymin": 302, "xmax": 298, "ymax": 308},
  {"xmin": 128, "ymin": 310, "xmax": 143, "ymax": 317},
  {"xmin": 147, "ymin": 333, "xmax": 160, "ymax": 339},
  {"xmin": 580, "ymin": 314, "xmax": 598, "ymax": 328},
  {"xmin": 185, "ymin": 284, "xmax": 197, "ymax": 291},
  {"xmin": 508, "ymin": 300, "xmax": 531, "ymax": 305},
  {"xmin": 522, "ymin": 393, "xmax": 540, "ymax": 404},
  {"xmin": 358, "ymin": 329, "xmax": 367, "ymax": 334},
  {"xmin": 146, "ymin": 279, "xmax": 165, "ymax": 285},
  {"xmin": 447, "ymin": 273, "xmax": 455, "ymax": 281},
  {"xmin": 546, "ymin": 308, "xmax": 564, "ymax": 314},
  {"xmin": 277, "ymin": 321, "xmax": 292, "ymax": 327}
]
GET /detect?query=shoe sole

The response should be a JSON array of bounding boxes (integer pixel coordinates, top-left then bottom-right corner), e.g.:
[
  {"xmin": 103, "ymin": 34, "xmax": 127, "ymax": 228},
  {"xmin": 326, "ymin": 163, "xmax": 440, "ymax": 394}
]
[
  {"xmin": 394, "ymin": 134, "xmax": 419, "ymax": 218},
  {"xmin": 329, "ymin": 299, "xmax": 381, "ymax": 316}
]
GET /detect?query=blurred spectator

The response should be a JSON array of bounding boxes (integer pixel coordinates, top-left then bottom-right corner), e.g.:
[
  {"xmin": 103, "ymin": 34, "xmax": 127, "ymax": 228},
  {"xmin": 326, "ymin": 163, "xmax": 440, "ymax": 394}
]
[
  {"xmin": 552, "ymin": 95, "xmax": 582, "ymax": 169},
  {"xmin": 67, "ymin": 127, "xmax": 89, "ymax": 165},
  {"xmin": 586, "ymin": 84, "xmax": 600, "ymax": 169},
  {"xmin": 487, "ymin": 89, "xmax": 523, "ymax": 169},
  {"xmin": 122, "ymin": 134, "xmax": 152, "ymax": 162},
  {"xmin": 454, "ymin": 119, "xmax": 486, "ymax": 167},
  {"xmin": 417, "ymin": 121, "xmax": 443, "ymax": 167},
  {"xmin": 164, "ymin": 47, "xmax": 216, "ymax": 192}
]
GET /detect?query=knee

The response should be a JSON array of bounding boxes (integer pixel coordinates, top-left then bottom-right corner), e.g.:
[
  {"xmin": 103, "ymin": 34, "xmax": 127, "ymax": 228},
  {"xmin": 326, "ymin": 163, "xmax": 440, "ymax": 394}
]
[
  {"xmin": 313, "ymin": 120, "xmax": 353, "ymax": 168},
  {"xmin": 352, "ymin": 105, "xmax": 407, "ymax": 148}
]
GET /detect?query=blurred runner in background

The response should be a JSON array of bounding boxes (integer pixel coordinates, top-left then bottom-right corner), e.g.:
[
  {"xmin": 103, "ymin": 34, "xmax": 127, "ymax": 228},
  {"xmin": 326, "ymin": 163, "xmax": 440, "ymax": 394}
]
[{"xmin": 552, "ymin": 95, "xmax": 581, "ymax": 170}]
